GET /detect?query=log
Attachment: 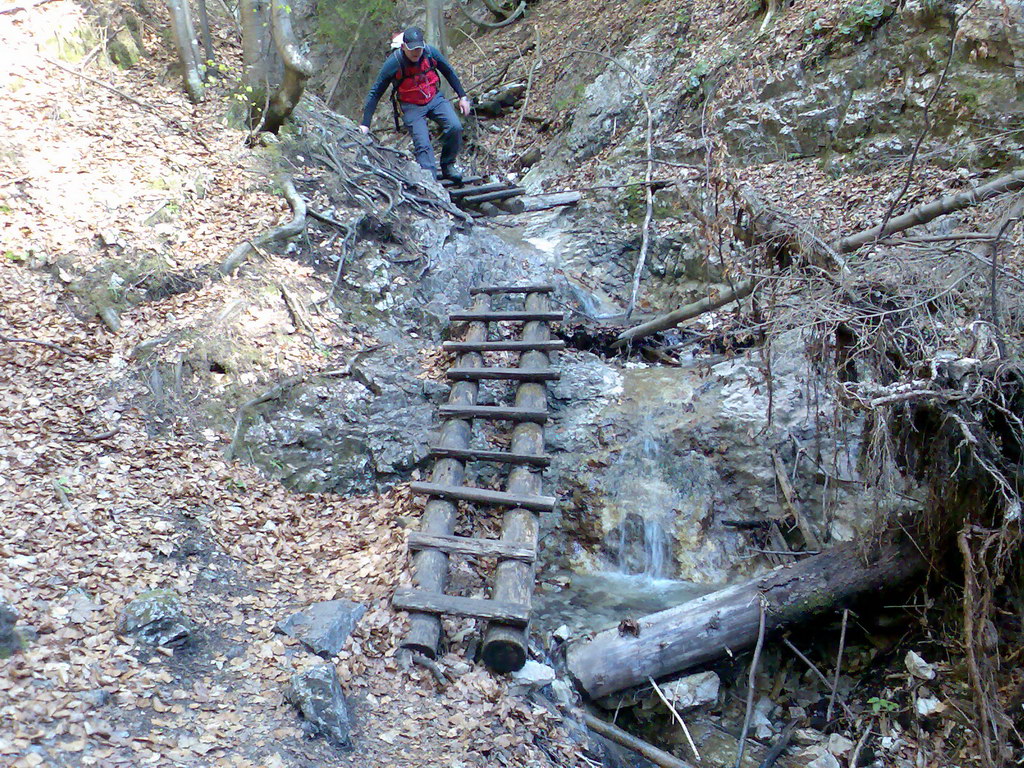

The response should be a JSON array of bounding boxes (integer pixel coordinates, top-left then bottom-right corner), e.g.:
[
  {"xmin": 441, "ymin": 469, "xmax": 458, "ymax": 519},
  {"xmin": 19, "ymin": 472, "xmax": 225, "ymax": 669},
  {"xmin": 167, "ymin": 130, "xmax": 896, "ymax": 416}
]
[
  {"xmin": 837, "ymin": 168, "xmax": 1024, "ymax": 253},
  {"xmin": 461, "ymin": 187, "xmax": 527, "ymax": 206},
  {"xmin": 428, "ymin": 446, "xmax": 551, "ymax": 466},
  {"xmin": 518, "ymin": 191, "xmax": 581, "ymax": 212},
  {"xmin": 401, "ymin": 295, "xmax": 489, "ymax": 657},
  {"xmin": 582, "ymin": 712, "xmax": 693, "ymax": 768},
  {"xmin": 392, "ymin": 588, "xmax": 530, "ymax": 625},
  {"xmin": 442, "ymin": 339, "xmax": 565, "ymax": 352},
  {"xmin": 481, "ymin": 292, "xmax": 552, "ymax": 672},
  {"xmin": 409, "ymin": 481, "xmax": 556, "ymax": 512},
  {"xmin": 407, "ymin": 532, "xmax": 536, "ymax": 561},
  {"xmin": 612, "ymin": 280, "xmax": 754, "ymax": 348},
  {"xmin": 566, "ymin": 537, "xmax": 926, "ymax": 699}
]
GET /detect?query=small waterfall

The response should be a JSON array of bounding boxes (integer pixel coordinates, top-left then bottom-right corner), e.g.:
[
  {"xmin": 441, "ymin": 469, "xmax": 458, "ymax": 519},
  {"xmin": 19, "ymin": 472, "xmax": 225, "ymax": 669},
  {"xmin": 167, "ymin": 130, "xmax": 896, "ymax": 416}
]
[{"xmin": 607, "ymin": 424, "xmax": 680, "ymax": 580}]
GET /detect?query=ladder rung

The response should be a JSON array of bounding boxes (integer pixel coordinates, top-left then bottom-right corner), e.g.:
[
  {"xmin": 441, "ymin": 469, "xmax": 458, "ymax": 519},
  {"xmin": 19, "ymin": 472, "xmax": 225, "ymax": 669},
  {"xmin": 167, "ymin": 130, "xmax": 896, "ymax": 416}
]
[
  {"xmin": 469, "ymin": 284, "xmax": 554, "ymax": 295},
  {"xmin": 443, "ymin": 340, "xmax": 565, "ymax": 352},
  {"xmin": 461, "ymin": 187, "xmax": 526, "ymax": 206},
  {"xmin": 408, "ymin": 532, "xmax": 536, "ymax": 561},
  {"xmin": 429, "ymin": 446, "xmax": 551, "ymax": 467},
  {"xmin": 410, "ymin": 482, "xmax": 556, "ymax": 512},
  {"xmin": 393, "ymin": 588, "xmax": 530, "ymax": 626},
  {"xmin": 449, "ymin": 183, "xmax": 511, "ymax": 199},
  {"xmin": 447, "ymin": 367, "xmax": 559, "ymax": 382},
  {"xmin": 439, "ymin": 404, "xmax": 549, "ymax": 423},
  {"xmin": 449, "ymin": 311, "xmax": 563, "ymax": 322},
  {"xmin": 441, "ymin": 175, "xmax": 484, "ymax": 187}
]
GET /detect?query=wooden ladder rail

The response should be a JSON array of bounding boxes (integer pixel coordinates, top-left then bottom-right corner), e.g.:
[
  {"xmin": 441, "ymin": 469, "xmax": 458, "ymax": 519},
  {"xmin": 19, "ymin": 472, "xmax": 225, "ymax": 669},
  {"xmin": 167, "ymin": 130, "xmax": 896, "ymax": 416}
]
[
  {"xmin": 481, "ymin": 290, "xmax": 551, "ymax": 672},
  {"xmin": 402, "ymin": 293, "xmax": 490, "ymax": 659}
]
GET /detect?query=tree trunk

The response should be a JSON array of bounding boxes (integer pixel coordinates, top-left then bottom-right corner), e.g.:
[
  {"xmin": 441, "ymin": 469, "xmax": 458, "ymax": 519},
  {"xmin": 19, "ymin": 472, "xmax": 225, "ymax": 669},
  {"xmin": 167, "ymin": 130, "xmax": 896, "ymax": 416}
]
[
  {"xmin": 262, "ymin": 0, "xmax": 313, "ymax": 133},
  {"xmin": 837, "ymin": 168, "xmax": 1024, "ymax": 253},
  {"xmin": 165, "ymin": 0, "xmax": 205, "ymax": 102},
  {"xmin": 566, "ymin": 537, "xmax": 926, "ymax": 699},
  {"xmin": 240, "ymin": 0, "xmax": 273, "ymax": 102},
  {"xmin": 425, "ymin": 0, "xmax": 447, "ymax": 55}
]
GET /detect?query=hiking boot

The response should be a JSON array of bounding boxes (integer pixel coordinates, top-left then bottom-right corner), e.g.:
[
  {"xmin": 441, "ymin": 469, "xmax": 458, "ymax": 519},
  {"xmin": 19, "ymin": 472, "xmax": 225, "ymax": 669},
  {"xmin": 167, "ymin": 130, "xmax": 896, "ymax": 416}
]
[{"xmin": 440, "ymin": 165, "xmax": 464, "ymax": 184}]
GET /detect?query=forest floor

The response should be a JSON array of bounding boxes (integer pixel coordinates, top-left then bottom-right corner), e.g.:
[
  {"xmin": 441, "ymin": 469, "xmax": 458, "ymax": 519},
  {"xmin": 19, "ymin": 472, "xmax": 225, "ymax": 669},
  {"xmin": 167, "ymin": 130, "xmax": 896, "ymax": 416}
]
[{"xmin": 0, "ymin": 3, "xmax": 586, "ymax": 767}]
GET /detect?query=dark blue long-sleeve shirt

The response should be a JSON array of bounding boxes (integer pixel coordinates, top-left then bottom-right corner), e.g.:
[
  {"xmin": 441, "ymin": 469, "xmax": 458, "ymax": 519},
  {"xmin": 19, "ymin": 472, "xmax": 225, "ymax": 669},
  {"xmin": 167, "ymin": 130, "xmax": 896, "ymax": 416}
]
[{"xmin": 360, "ymin": 45, "xmax": 467, "ymax": 128}]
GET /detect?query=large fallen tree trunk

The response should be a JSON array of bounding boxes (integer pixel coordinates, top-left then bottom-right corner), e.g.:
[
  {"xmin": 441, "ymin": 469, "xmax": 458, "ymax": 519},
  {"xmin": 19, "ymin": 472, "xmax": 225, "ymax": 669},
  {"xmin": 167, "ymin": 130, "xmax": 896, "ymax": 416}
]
[{"xmin": 566, "ymin": 536, "xmax": 926, "ymax": 699}]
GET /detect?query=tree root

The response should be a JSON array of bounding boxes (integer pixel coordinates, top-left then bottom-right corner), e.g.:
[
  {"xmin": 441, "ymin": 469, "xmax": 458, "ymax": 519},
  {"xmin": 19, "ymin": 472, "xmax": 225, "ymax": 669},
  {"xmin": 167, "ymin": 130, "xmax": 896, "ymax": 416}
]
[{"xmin": 220, "ymin": 177, "xmax": 306, "ymax": 276}]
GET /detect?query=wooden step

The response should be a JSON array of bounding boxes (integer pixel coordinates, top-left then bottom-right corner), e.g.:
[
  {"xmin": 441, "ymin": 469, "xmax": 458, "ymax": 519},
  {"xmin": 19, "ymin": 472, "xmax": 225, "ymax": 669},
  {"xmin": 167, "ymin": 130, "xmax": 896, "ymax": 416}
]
[
  {"xmin": 439, "ymin": 404, "xmax": 549, "ymax": 423},
  {"xmin": 449, "ymin": 183, "xmax": 510, "ymax": 199},
  {"xmin": 443, "ymin": 339, "xmax": 566, "ymax": 353},
  {"xmin": 392, "ymin": 588, "xmax": 530, "ymax": 626},
  {"xmin": 470, "ymin": 284, "xmax": 554, "ymax": 295},
  {"xmin": 447, "ymin": 367, "xmax": 559, "ymax": 382},
  {"xmin": 407, "ymin": 532, "xmax": 536, "ymax": 562},
  {"xmin": 410, "ymin": 482, "xmax": 556, "ymax": 512},
  {"xmin": 429, "ymin": 446, "xmax": 551, "ymax": 467},
  {"xmin": 441, "ymin": 175, "xmax": 484, "ymax": 187},
  {"xmin": 448, "ymin": 311, "xmax": 563, "ymax": 322},
  {"xmin": 461, "ymin": 187, "xmax": 526, "ymax": 206}
]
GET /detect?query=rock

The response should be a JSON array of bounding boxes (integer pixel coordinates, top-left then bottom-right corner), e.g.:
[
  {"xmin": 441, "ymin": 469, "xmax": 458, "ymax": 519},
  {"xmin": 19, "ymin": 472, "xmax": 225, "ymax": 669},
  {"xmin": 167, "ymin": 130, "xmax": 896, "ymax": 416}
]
[
  {"xmin": 284, "ymin": 664, "xmax": 352, "ymax": 749},
  {"xmin": 275, "ymin": 599, "xmax": 366, "ymax": 659},
  {"xmin": 904, "ymin": 650, "xmax": 936, "ymax": 680},
  {"xmin": 807, "ymin": 751, "xmax": 842, "ymax": 768},
  {"xmin": 552, "ymin": 624, "xmax": 571, "ymax": 643},
  {"xmin": 658, "ymin": 671, "xmax": 720, "ymax": 709},
  {"xmin": 916, "ymin": 695, "xmax": 943, "ymax": 716},
  {"xmin": 549, "ymin": 679, "xmax": 576, "ymax": 708},
  {"xmin": 794, "ymin": 728, "xmax": 825, "ymax": 746},
  {"xmin": 511, "ymin": 660, "xmax": 556, "ymax": 691},
  {"xmin": 0, "ymin": 597, "xmax": 22, "ymax": 658},
  {"xmin": 827, "ymin": 734, "xmax": 855, "ymax": 756},
  {"xmin": 119, "ymin": 589, "xmax": 191, "ymax": 646}
]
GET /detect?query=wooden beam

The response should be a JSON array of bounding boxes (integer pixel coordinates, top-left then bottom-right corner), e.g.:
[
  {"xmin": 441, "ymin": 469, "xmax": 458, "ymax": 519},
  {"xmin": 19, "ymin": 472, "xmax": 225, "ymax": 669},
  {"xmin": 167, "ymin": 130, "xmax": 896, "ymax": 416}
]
[
  {"xmin": 449, "ymin": 310, "xmax": 563, "ymax": 322},
  {"xmin": 442, "ymin": 339, "xmax": 566, "ymax": 353},
  {"xmin": 410, "ymin": 481, "xmax": 556, "ymax": 512},
  {"xmin": 469, "ymin": 284, "xmax": 554, "ymax": 295},
  {"xmin": 439, "ymin": 404, "xmax": 549, "ymax": 423},
  {"xmin": 461, "ymin": 187, "xmax": 526, "ymax": 206},
  {"xmin": 481, "ymin": 291, "xmax": 551, "ymax": 673},
  {"xmin": 447, "ymin": 367, "xmax": 560, "ymax": 382},
  {"xmin": 407, "ymin": 532, "xmax": 536, "ymax": 562},
  {"xmin": 449, "ymin": 182, "xmax": 511, "ymax": 199},
  {"xmin": 428, "ymin": 446, "xmax": 551, "ymax": 467},
  {"xmin": 393, "ymin": 588, "xmax": 530, "ymax": 626},
  {"xmin": 441, "ymin": 175, "xmax": 484, "ymax": 187},
  {"xmin": 402, "ymin": 295, "xmax": 489, "ymax": 658},
  {"xmin": 518, "ymin": 191, "xmax": 581, "ymax": 212}
]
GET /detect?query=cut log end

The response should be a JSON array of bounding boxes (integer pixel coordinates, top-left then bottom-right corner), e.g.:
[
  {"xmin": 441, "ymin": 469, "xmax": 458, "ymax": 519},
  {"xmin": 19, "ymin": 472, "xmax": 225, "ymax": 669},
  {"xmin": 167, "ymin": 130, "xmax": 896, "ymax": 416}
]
[{"xmin": 481, "ymin": 636, "xmax": 527, "ymax": 673}]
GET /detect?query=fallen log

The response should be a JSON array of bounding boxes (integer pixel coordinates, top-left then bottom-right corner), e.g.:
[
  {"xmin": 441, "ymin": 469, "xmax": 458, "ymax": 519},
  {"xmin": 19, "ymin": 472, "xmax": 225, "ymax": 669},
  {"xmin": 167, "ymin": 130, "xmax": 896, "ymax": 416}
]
[
  {"xmin": 582, "ymin": 712, "xmax": 693, "ymax": 768},
  {"xmin": 612, "ymin": 279, "xmax": 754, "ymax": 348},
  {"xmin": 566, "ymin": 536, "xmax": 926, "ymax": 699},
  {"xmin": 518, "ymin": 191, "xmax": 581, "ymax": 212}
]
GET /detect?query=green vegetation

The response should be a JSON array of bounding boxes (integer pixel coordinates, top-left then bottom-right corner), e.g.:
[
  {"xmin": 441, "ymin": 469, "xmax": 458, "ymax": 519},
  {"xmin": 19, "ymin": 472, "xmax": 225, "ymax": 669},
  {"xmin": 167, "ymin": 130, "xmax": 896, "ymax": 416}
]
[
  {"xmin": 836, "ymin": 0, "xmax": 894, "ymax": 39},
  {"xmin": 554, "ymin": 83, "xmax": 587, "ymax": 112},
  {"xmin": 316, "ymin": 0, "xmax": 392, "ymax": 48}
]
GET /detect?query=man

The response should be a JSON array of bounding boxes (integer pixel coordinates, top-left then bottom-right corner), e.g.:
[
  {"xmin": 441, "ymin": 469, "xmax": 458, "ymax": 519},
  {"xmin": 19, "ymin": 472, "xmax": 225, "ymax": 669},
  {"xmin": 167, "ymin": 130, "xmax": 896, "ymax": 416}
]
[{"xmin": 360, "ymin": 27, "xmax": 472, "ymax": 183}]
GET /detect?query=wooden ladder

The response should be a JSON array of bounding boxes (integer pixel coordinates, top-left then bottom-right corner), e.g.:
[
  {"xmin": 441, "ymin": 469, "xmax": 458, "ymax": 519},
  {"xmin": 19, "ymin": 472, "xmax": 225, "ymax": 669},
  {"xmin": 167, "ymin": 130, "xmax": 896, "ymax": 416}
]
[{"xmin": 393, "ymin": 284, "xmax": 561, "ymax": 672}]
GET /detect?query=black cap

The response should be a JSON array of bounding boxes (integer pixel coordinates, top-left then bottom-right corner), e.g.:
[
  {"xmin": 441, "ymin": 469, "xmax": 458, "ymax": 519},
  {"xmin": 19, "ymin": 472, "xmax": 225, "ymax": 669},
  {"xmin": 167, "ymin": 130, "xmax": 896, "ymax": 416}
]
[{"xmin": 403, "ymin": 26, "xmax": 425, "ymax": 49}]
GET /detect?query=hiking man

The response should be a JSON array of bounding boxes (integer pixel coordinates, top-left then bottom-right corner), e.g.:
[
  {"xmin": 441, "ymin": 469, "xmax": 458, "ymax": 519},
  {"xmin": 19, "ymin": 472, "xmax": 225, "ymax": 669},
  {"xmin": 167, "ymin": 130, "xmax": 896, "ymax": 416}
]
[{"xmin": 360, "ymin": 27, "xmax": 472, "ymax": 183}]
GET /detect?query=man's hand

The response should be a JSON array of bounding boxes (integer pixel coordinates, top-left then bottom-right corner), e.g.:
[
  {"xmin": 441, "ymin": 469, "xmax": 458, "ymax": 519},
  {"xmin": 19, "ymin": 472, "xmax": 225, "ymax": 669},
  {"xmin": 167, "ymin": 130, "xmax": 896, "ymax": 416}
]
[
  {"xmin": 359, "ymin": 125, "xmax": 370, "ymax": 135},
  {"xmin": 458, "ymin": 96, "xmax": 471, "ymax": 117}
]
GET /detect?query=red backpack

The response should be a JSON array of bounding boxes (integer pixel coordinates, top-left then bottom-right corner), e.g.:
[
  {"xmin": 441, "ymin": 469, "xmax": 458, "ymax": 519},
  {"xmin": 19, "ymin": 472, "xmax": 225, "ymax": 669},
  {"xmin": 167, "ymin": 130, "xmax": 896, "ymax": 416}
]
[{"xmin": 392, "ymin": 50, "xmax": 440, "ymax": 106}]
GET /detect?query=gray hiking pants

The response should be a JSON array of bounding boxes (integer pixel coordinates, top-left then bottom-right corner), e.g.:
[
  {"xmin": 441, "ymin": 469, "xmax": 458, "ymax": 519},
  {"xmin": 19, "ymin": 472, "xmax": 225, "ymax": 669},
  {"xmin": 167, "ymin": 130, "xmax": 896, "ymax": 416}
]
[{"xmin": 400, "ymin": 93, "xmax": 462, "ymax": 177}]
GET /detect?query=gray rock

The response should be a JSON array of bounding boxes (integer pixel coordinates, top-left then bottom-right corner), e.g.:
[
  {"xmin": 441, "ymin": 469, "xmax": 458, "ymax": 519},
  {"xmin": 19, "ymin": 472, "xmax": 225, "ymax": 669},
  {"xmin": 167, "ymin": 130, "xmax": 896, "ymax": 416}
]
[
  {"xmin": 119, "ymin": 589, "xmax": 191, "ymax": 646},
  {"xmin": 511, "ymin": 660, "xmax": 556, "ymax": 689},
  {"xmin": 658, "ymin": 671, "xmax": 720, "ymax": 710},
  {"xmin": 285, "ymin": 663, "xmax": 352, "ymax": 749},
  {"xmin": 0, "ymin": 597, "xmax": 22, "ymax": 658},
  {"xmin": 275, "ymin": 599, "xmax": 366, "ymax": 659}
]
